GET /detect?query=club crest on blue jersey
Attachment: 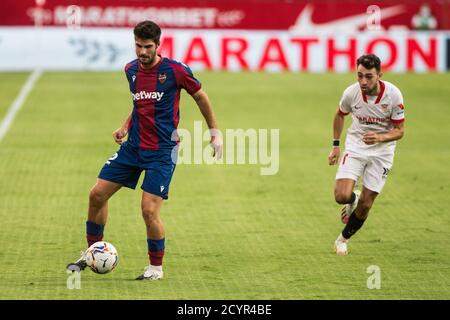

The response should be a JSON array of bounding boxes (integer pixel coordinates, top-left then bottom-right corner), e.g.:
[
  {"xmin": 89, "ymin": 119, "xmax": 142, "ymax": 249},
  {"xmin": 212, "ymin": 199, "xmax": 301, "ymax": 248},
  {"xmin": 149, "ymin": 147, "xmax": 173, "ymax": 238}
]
[{"xmin": 158, "ymin": 72, "xmax": 167, "ymax": 84}]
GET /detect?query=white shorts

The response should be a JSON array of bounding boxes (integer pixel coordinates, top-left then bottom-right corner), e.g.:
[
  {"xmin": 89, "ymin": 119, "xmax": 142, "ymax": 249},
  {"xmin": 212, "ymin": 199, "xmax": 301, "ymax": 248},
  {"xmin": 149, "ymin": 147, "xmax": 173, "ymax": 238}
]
[{"xmin": 335, "ymin": 149, "xmax": 394, "ymax": 193}]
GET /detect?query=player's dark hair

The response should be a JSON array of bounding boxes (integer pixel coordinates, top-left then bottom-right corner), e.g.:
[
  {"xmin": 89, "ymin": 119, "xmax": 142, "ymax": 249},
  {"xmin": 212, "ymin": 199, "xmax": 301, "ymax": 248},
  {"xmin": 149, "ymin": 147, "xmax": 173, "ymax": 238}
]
[
  {"xmin": 133, "ymin": 20, "xmax": 161, "ymax": 43},
  {"xmin": 357, "ymin": 54, "xmax": 381, "ymax": 73}
]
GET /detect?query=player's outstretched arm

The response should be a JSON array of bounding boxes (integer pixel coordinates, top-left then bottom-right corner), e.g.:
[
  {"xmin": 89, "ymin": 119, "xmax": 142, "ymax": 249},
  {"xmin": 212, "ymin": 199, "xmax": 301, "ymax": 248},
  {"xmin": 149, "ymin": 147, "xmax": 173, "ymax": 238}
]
[
  {"xmin": 328, "ymin": 108, "xmax": 346, "ymax": 165},
  {"xmin": 191, "ymin": 89, "xmax": 223, "ymax": 159},
  {"xmin": 112, "ymin": 112, "xmax": 131, "ymax": 145}
]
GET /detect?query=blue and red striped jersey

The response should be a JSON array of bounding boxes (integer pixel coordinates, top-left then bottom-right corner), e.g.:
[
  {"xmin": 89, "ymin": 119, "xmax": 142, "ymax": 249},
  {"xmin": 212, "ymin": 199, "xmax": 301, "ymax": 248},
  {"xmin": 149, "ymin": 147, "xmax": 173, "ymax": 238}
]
[{"xmin": 124, "ymin": 56, "xmax": 201, "ymax": 150}]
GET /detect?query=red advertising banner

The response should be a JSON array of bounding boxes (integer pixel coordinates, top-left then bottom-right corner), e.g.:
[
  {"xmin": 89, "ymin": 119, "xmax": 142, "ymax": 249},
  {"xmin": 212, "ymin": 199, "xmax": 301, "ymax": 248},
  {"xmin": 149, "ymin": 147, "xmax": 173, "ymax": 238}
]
[
  {"xmin": 0, "ymin": 28, "xmax": 446, "ymax": 72},
  {"xmin": 1, "ymin": 0, "xmax": 449, "ymax": 30}
]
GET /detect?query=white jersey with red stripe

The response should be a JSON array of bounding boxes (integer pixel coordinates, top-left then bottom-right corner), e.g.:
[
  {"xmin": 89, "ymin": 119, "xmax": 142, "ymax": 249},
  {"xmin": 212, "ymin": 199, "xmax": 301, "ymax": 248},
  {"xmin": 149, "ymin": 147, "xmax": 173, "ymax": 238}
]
[{"xmin": 339, "ymin": 80, "xmax": 405, "ymax": 154}]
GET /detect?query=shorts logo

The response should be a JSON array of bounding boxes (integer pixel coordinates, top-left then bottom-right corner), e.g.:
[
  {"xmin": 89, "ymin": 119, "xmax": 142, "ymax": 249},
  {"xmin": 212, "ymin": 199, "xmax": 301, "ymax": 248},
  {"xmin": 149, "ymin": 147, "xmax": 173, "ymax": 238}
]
[
  {"xmin": 132, "ymin": 75, "xmax": 136, "ymax": 82},
  {"xmin": 382, "ymin": 167, "xmax": 390, "ymax": 178},
  {"xmin": 106, "ymin": 153, "xmax": 118, "ymax": 165},
  {"xmin": 160, "ymin": 185, "xmax": 165, "ymax": 192},
  {"xmin": 158, "ymin": 72, "xmax": 167, "ymax": 84}
]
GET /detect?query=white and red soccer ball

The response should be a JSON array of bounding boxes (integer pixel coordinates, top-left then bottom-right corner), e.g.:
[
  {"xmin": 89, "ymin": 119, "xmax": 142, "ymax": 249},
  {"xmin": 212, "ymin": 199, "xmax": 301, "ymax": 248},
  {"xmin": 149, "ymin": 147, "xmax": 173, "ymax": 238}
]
[{"xmin": 85, "ymin": 241, "xmax": 118, "ymax": 274}]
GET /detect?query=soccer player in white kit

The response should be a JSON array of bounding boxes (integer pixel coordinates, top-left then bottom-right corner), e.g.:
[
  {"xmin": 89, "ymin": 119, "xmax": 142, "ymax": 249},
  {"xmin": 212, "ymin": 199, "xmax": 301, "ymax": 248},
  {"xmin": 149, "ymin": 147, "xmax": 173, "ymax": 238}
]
[{"xmin": 328, "ymin": 54, "xmax": 405, "ymax": 256}]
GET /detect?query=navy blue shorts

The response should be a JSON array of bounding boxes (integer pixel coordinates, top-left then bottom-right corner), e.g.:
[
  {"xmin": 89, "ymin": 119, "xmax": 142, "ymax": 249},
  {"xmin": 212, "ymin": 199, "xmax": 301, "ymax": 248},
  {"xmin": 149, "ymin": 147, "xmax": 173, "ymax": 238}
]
[{"xmin": 98, "ymin": 141, "xmax": 177, "ymax": 199}]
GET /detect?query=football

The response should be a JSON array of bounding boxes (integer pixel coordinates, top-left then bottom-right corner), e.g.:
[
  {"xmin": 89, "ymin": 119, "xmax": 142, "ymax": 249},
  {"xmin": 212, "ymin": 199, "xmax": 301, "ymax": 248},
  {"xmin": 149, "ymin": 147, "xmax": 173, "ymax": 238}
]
[{"xmin": 85, "ymin": 241, "xmax": 119, "ymax": 274}]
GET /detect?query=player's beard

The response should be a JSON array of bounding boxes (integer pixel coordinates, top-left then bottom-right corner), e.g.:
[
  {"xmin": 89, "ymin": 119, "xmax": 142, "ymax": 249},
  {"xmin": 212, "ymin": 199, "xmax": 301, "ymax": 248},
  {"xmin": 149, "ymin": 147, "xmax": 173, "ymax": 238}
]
[
  {"xmin": 139, "ymin": 53, "xmax": 156, "ymax": 67},
  {"xmin": 361, "ymin": 81, "xmax": 378, "ymax": 95}
]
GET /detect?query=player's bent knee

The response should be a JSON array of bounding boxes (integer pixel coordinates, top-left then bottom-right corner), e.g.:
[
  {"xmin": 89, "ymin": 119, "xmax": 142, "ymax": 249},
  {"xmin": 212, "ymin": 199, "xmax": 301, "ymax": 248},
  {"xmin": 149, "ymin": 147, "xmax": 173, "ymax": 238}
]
[
  {"xmin": 89, "ymin": 188, "xmax": 108, "ymax": 205},
  {"xmin": 335, "ymin": 191, "xmax": 352, "ymax": 204},
  {"xmin": 142, "ymin": 207, "xmax": 160, "ymax": 223}
]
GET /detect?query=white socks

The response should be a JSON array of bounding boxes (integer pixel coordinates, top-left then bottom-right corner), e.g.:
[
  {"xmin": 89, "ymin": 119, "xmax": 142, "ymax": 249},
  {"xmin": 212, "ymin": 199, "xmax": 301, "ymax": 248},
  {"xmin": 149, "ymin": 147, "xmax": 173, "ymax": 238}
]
[
  {"xmin": 151, "ymin": 265, "xmax": 163, "ymax": 272},
  {"xmin": 337, "ymin": 234, "xmax": 348, "ymax": 242}
]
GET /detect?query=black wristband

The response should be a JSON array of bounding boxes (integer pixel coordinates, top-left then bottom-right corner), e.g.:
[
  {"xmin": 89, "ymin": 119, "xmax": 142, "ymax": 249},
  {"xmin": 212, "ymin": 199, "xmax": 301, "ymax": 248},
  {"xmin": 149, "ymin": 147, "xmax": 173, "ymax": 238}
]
[{"xmin": 333, "ymin": 139, "xmax": 340, "ymax": 147}]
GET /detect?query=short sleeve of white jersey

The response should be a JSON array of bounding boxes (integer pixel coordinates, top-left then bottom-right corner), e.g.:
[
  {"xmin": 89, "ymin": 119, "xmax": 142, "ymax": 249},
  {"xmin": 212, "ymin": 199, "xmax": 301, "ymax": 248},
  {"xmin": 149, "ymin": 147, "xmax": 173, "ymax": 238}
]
[
  {"xmin": 390, "ymin": 86, "xmax": 405, "ymax": 123},
  {"xmin": 339, "ymin": 86, "xmax": 353, "ymax": 114}
]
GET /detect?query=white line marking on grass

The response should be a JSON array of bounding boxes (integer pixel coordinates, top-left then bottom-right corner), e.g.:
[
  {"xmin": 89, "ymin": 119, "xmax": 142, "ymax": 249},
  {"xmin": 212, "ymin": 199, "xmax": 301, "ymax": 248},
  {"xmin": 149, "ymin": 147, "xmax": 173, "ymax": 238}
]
[{"xmin": 0, "ymin": 69, "xmax": 43, "ymax": 143}]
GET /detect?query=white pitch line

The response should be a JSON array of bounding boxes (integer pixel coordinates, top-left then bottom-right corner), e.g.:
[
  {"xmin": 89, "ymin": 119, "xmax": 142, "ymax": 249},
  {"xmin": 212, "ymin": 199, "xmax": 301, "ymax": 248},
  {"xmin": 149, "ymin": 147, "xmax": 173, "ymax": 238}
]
[{"xmin": 0, "ymin": 69, "xmax": 43, "ymax": 143}]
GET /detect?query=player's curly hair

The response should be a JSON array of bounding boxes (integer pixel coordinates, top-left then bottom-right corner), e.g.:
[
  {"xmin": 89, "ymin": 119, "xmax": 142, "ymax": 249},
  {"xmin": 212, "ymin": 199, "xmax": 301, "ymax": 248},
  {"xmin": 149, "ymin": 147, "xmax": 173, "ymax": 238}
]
[
  {"xmin": 134, "ymin": 21, "xmax": 161, "ymax": 43},
  {"xmin": 357, "ymin": 54, "xmax": 381, "ymax": 73}
]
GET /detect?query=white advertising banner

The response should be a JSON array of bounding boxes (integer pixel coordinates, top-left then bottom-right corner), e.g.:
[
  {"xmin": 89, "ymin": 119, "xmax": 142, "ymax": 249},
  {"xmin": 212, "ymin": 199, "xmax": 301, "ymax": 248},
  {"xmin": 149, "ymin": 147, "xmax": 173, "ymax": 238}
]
[{"xmin": 0, "ymin": 27, "xmax": 448, "ymax": 72}]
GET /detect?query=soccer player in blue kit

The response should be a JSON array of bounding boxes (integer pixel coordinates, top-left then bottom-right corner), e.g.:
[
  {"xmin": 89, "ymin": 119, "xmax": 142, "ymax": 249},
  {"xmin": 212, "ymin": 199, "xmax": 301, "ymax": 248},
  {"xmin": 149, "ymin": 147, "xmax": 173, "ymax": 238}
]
[{"xmin": 67, "ymin": 21, "xmax": 223, "ymax": 280}]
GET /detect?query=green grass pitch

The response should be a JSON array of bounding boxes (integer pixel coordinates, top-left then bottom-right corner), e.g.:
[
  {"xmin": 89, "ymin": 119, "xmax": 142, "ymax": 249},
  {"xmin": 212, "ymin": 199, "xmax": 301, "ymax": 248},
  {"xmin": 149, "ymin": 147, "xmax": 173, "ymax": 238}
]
[{"xmin": 0, "ymin": 71, "xmax": 449, "ymax": 300}]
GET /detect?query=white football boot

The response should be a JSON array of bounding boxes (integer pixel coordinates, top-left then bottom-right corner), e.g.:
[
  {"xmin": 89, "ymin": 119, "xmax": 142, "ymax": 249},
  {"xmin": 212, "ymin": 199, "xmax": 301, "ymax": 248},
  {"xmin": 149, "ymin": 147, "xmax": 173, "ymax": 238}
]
[
  {"xmin": 341, "ymin": 190, "xmax": 361, "ymax": 224},
  {"xmin": 334, "ymin": 234, "xmax": 348, "ymax": 256},
  {"xmin": 136, "ymin": 265, "xmax": 164, "ymax": 280}
]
